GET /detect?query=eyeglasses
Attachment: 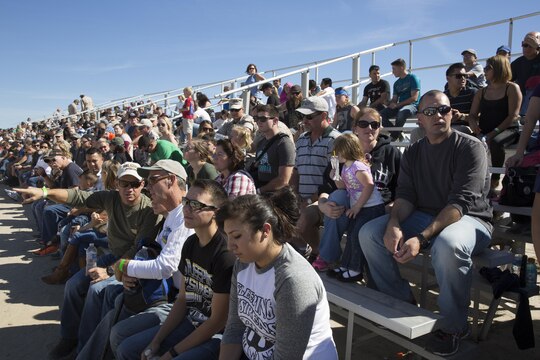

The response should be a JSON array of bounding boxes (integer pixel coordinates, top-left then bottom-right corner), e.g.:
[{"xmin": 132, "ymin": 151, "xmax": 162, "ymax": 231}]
[
  {"xmin": 147, "ymin": 174, "xmax": 170, "ymax": 186},
  {"xmin": 522, "ymin": 42, "xmax": 532, "ymax": 48},
  {"xmin": 355, "ymin": 120, "xmax": 381, "ymax": 129},
  {"xmin": 299, "ymin": 112, "xmax": 321, "ymax": 120},
  {"xmin": 255, "ymin": 115, "xmax": 274, "ymax": 122},
  {"xmin": 230, "ymin": 109, "xmax": 241, "ymax": 112},
  {"xmin": 248, "ymin": 67, "xmax": 256, "ymax": 70},
  {"xmin": 452, "ymin": 74, "xmax": 467, "ymax": 79},
  {"xmin": 44, "ymin": 158, "xmax": 57, "ymax": 164},
  {"xmin": 291, "ymin": 92, "xmax": 301, "ymax": 95},
  {"xmin": 420, "ymin": 105, "xmax": 452, "ymax": 117},
  {"xmin": 484, "ymin": 64, "xmax": 493, "ymax": 71},
  {"xmin": 200, "ymin": 127, "xmax": 213, "ymax": 132},
  {"xmin": 182, "ymin": 198, "xmax": 217, "ymax": 211},
  {"xmin": 157, "ymin": 123, "xmax": 166, "ymax": 127},
  {"xmin": 118, "ymin": 179, "xmax": 143, "ymax": 188}
]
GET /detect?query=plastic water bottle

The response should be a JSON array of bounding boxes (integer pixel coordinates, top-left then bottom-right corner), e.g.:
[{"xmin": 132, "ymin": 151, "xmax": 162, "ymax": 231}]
[
  {"xmin": 512, "ymin": 254, "xmax": 523, "ymax": 277},
  {"xmin": 125, "ymin": 246, "xmax": 148, "ymax": 294},
  {"xmin": 85, "ymin": 243, "xmax": 97, "ymax": 276},
  {"xmin": 526, "ymin": 258, "xmax": 537, "ymax": 288}
]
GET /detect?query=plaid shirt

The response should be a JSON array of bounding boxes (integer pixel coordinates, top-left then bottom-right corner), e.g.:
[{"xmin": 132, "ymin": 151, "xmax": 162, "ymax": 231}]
[{"xmin": 217, "ymin": 170, "xmax": 256, "ymax": 199}]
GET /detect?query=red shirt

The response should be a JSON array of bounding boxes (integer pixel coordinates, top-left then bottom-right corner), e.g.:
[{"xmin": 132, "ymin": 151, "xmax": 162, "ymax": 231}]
[{"xmin": 182, "ymin": 97, "xmax": 194, "ymax": 120}]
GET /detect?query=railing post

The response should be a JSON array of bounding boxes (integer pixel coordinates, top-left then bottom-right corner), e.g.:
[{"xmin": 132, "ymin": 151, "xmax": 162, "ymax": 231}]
[
  {"xmin": 408, "ymin": 40, "xmax": 413, "ymax": 72},
  {"xmin": 315, "ymin": 65, "xmax": 319, "ymax": 85},
  {"xmin": 301, "ymin": 71, "xmax": 310, "ymax": 98},
  {"xmin": 371, "ymin": 52, "xmax": 376, "ymax": 65},
  {"xmin": 352, "ymin": 55, "xmax": 360, "ymax": 104},
  {"xmin": 508, "ymin": 18, "xmax": 514, "ymax": 52},
  {"xmin": 241, "ymin": 90, "xmax": 250, "ymax": 115},
  {"xmin": 164, "ymin": 93, "xmax": 169, "ymax": 114}
]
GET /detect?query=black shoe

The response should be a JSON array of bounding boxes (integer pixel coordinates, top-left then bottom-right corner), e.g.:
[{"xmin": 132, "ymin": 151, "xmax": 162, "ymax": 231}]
[
  {"xmin": 49, "ymin": 338, "xmax": 77, "ymax": 359},
  {"xmin": 336, "ymin": 270, "xmax": 363, "ymax": 283},
  {"xmin": 326, "ymin": 268, "xmax": 343, "ymax": 278},
  {"xmin": 425, "ymin": 328, "xmax": 469, "ymax": 356}
]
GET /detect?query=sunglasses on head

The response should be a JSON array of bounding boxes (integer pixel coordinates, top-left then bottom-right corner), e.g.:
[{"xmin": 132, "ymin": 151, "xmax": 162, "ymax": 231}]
[
  {"xmin": 118, "ymin": 179, "xmax": 143, "ymax": 189},
  {"xmin": 355, "ymin": 120, "xmax": 381, "ymax": 129},
  {"xmin": 182, "ymin": 198, "xmax": 217, "ymax": 211},
  {"xmin": 420, "ymin": 105, "xmax": 452, "ymax": 117}
]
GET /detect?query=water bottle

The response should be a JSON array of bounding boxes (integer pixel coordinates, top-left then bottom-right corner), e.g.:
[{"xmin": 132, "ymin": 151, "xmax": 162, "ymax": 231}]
[
  {"xmin": 85, "ymin": 243, "xmax": 97, "ymax": 276},
  {"xmin": 526, "ymin": 258, "xmax": 537, "ymax": 288},
  {"xmin": 512, "ymin": 254, "xmax": 523, "ymax": 277},
  {"xmin": 125, "ymin": 246, "xmax": 148, "ymax": 294}
]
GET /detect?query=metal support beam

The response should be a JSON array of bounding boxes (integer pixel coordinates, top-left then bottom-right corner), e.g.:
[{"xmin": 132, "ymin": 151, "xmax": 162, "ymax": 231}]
[
  {"xmin": 508, "ymin": 18, "xmax": 514, "ymax": 51},
  {"xmin": 408, "ymin": 41, "xmax": 413, "ymax": 72},
  {"xmin": 301, "ymin": 71, "xmax": 310, "ymax": 98},
  {"xmin": 352, "ymin": 56, "xmax": 360, "ymax": 104},
  {"xmin": 241, "ymin": 90, "xmax": 250, "ymax": 115}
]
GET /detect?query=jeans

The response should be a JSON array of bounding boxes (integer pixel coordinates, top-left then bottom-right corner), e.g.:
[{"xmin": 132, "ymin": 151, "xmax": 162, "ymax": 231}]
[
  {"xmin": 31, "ymin": 199, "xmax": 49, "ymax": 236},
  {"xmin": 380, "ymin": 104, "xmax": 417, "ymax": 140},
  {"xmin": 59, "ymin": 215, "xmax": 90, "ymax": 250},
  {"xmin": 60, "ymin": 253, "xmax": 119, "ymax": 341},
  {"xmin": 359, "ymin": 211, "xmax": 491, "ymax": 333},
  {"xmin": 115, "ymin": 316, "xmax": 220, "ymax": 360},
  {"xmin": 110, "ymin": 302, "xmax": 173, "ymax": 357},
  {"xmin": 41, "ymin": 203, "xmax": 71, "ymax": 243},
  {"xmin": 69, "ymin": 230, "xmax": 109, "ymax": 257}
]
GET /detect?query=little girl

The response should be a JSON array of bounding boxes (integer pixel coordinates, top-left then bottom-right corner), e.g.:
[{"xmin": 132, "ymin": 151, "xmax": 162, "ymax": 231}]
[{"xmin": 315, "ymin": 133, "xmax": 385, "ymax": 282}]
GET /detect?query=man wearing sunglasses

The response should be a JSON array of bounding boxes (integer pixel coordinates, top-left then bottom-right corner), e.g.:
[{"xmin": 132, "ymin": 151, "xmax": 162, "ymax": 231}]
[
  {"xmin": 360, "ymin": 90, "xmax": 492, "ymax": 357},
  {"xmin": 511, "ymin": 31, "xmax": 540, "ymax": 114},
  {"xmin": 14, "ymin": 161, "xmax": 162, "ymax": 359},
  {"xmin": 77, "ymin": 159, "xmax": 194, "ymax": 358},
  {"xmin": 410, "ymin": 63, "xmax": 476, "ymax": 142},
  {"xmin": 217, "ymin": 98, "xmax": 257, "ymax": 138}
]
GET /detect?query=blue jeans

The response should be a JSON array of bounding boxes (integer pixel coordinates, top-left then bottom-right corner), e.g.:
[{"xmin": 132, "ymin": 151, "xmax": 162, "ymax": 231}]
[
  {"xmin": 380, "ymin": 104, "xmax": 417, "ymax": 140},
  {"xmin": 115, "ymin": 317, "xmax": 220, "ymax": 360},
  {"xmin": 60, "ymin": 253, "xmax": 119, "ymax": 341},
  {"xmin": 59, "ymin": 215, "xmax": 90, "ymax": 250},
  {"xmin": 69, "ymin": 230, "xmax": 109, "ymax": 257},
  {"xmin": 42, "ymin": 203, "xmax": 71, "ymax": 243},
  {"xmin": 31, "ymin": 199, "xmax": 49, "ymax": 236},
  {"xmin": 110, "ymin": 302, "xmax": 173, "ymax": 357},
  {"xmin": 319, "ymin": 190, "xmax": 385, "ymax": 272},
  {"xmin": 359, "ymin": 211, "xmax": 491, "ymax": 333}
]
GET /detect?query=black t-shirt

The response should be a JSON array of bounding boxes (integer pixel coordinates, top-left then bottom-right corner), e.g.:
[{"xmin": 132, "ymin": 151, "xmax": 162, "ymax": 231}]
[
  {"xmin": 255, "ymin": 133, "xmax": 295, "ymax": 186},
  {"xmin": 266, "ymin": 94, "xmax": 281, "ymax": 107},
  {"xmin": 362, "ymin": 80, "xmax": 390, "ymax": 110},
  {"xmin": 58, "ymin": 161, "xmax": 83, "ymax": 188},
  {"xmin": 511, "ymin": 54, "xmax": 540, "ymax": 96},
  {"xmin": 179, "ymin": 231, "xmax": 235, "ymax": 326}
]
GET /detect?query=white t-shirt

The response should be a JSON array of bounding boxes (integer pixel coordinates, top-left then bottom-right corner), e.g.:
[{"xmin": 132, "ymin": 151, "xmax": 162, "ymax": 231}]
[
  {"xmin": 320, "ymin": 87, "xmax": 337, "ymax": 119},
  {"xmin": 194, "ymin": 108, "xmax": 211, "ymax": 124}
]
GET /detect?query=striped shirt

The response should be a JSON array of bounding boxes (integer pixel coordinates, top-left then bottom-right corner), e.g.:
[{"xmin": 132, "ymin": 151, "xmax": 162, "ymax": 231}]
[{"xmin": 295, "ymin": 126, "xmax": 341, "ymax": 199}]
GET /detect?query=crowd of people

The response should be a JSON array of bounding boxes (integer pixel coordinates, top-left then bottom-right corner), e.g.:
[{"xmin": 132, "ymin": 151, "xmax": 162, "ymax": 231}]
[{"xmin": 0, "ymin": 30, "xmax": 539, "ymax": 359}]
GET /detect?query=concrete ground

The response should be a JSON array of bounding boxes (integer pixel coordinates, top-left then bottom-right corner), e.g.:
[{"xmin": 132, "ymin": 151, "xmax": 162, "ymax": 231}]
[{"xmin": 0, "ymin": 183, "xmax": 539, "ymax": 360}]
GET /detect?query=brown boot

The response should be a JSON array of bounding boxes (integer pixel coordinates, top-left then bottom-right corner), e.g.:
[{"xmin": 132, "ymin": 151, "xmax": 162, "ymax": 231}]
[{"xmin": 41, "ymin": 244, "xmax": 78, "ymax": 285}]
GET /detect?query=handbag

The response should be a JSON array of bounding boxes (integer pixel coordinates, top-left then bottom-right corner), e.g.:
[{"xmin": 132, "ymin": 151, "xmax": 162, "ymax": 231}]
[
  {"xmin": 499, "ymin": 166, "xmax": 538, "ymax": 207},
  {"xmin": 249, "ymin": 133, "xmax": 288, "ymax": 187}
]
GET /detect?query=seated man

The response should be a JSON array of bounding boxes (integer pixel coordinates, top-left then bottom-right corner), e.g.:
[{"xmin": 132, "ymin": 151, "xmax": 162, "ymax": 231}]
[
  {"xmin": 360, "ymin": 90, "xmax": 492, "ymax": 357},
  {"xmin": 410, "ymin": 63, "xmax": 477, "ymax": 142},
  {"xmin": 138, "ymin": 135, "xmax": 187, "ymax": 166},
  {"xmin": 380, "ymin": 58, "xmax": 421, "ymax": 140},
  {"xmin": 462, "ymin": 49, "xmax": 487, "ymax": 88},
  {"xmin": 358, "ymin": 65, "xmax": 390, "ymax": 111}
]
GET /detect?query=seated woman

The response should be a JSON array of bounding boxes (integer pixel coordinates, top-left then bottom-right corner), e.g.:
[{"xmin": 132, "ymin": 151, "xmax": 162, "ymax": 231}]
[
  {"xmin": 468, "ymin": 55, "xmax": 522, "ymax": 192},
  {"xmin": 217, "ymin": 187, "xmax": 338, "ymax": 360},
  {"xmin": 184, "ymin": 139, "xmax": 219, "ymax": 186},
  {"xmin": 114, "ymin": 180, "xmax": 234, "ymax": 360},
  {"xmin": 214, "ymin": 139, "xmax": 256, "ymax": 199},
  {"xmin": 157, "ymin": 116, "xmax": 179, "ymax": 147}
]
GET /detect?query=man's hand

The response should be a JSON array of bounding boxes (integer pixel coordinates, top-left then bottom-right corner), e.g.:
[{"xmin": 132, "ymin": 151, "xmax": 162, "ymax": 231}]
[
  {"xmin": 393, "ymin": 236, "xmax": 421, "ymax": 264},
  {"xmin": 122, "ymin": 273, "xmax": 138, "ymax": 290},
  {"xmin": 87, "ymin": 267, "xmax": 110, "ymax": 284},
  {"xmin": 13, "ymin": 187, "xmax": 43, "ymax": 204},
  {"xmin": 383, "ymin": 223, "xmax": 403, "ymax": 254},
  {"xmin": 388, "ymin": 102, "xmax": 398, "ymax": 109},
  {"xmin": 451, "ymin": 109, "xmax": 462, "ymax": 123},
  {"xmin": 346, "ymin": 204, "xmax": 361, "ymax": 219},
  {"xmin": 319, "ymin": 200, "xmax": 345, "ymax": 219}
]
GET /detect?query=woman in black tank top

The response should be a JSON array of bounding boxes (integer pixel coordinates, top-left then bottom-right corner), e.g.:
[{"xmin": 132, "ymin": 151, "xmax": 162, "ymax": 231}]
[{"xmin": 468, "ymin": 55, "xmax": 522, "ymax": 190}]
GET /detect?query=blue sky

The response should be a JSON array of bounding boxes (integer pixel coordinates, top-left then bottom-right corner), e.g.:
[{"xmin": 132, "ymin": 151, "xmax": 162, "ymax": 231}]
[{"xmin": 0, "ymin": 1, "xmax": 538, "ymax": 129}]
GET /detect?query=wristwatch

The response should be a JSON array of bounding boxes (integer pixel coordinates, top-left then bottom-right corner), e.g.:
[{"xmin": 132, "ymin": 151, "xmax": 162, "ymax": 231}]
[{"xmin": 417, "ymin": 233, "xmax": 430, "ymax": 250}]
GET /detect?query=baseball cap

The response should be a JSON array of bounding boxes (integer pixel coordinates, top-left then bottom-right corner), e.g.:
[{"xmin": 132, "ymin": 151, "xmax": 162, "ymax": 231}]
[
  {"xmin": 461, "ymin": 49, "xmax": 477, "ymax": 57},
  {"xmin": 290, "ymin": 85, "xmax": 302, "ymax": 93},
  {"xmin": 335, "ymin": 88, "xmax": 349, "ymax": 96},
  {"xmin": 117, "ymin": 162, "xmax": 143, "ymax": 180},
  {"xmin": 523, "ymin": 34, "xmax": 540, "ymax": 49},
  {"xmin": 496, "ymin": 45, "xmax": 511, "ymax": 54},
  {"xmin": 296, "ymin": 97, "xmax": 329, "ymax": 115},
  {"xmin": 111, "ymin": 137, "xmax": 124, "ymax": 146},
  {"xmin": 137, "ymin": 159, "xmax": 187, "ymax": 181},
  {"xmin": 229, "ymin": 98, "xmax": 243, "ymax": 110},
  {"xmin": 137, "ymin": 119, "xmax": 153, "ymax": 128}
]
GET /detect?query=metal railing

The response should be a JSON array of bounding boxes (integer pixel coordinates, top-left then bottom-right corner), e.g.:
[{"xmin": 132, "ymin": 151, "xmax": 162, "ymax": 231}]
[{"xmin": 36, "ymin": 11, "xmax": 540, "ymax": 125}]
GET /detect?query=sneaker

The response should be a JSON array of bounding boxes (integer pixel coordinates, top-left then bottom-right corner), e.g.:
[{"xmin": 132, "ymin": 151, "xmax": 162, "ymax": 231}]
[
  {"xmin": 49, "ymin": 338, "xmax": 77, "ymax": 359},
  {"xmin": 425, "ymin": 328, "xmax": 469, "ymax": 356},
  {"xmin": 336, "ymin": 269, "xmax": 363, "ymax": 283},
  {"xmin": 312, "ymin": 256, "xmax": 330, "ymax": 272},
  {"xmin": 34, "ymin": 244, "xmax": 59, "ymax": 256}
]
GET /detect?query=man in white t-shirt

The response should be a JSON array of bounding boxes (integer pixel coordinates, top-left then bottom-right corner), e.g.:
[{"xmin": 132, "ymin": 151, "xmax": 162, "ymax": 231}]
[{"xmin": 317, "ymin": 77, "xmax": 337, "ymax": 119}]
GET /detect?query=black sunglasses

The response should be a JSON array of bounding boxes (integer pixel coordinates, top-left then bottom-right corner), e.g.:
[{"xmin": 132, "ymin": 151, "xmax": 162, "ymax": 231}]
[
  {"xmin": 298, "ymin": 111, "xmax": 321, "ymax": 120},
  {"xmin": 182, "ymin": 198, "xmax": 217, "ymax": 211},
  {"xmin": 420, "ymin": 105, "xmax": 452, "ymax": 117},
  {"xmin": 355, "ymin": 120, "xmax": 381, "ymax": 129},
  {"xmin": 230, "ymin": 109, "xmax": 241, "ymax": 112},
  {"xmin": 522, "ymin": 42, "xmax": 531, "ymax": 48},
  {"xmin": 118, "ymin": 179, "xmax": 143, "ymax": 188},
  {"xmin": 452, "ymin": 74, "xmax": 467, "ymax": 79}
]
